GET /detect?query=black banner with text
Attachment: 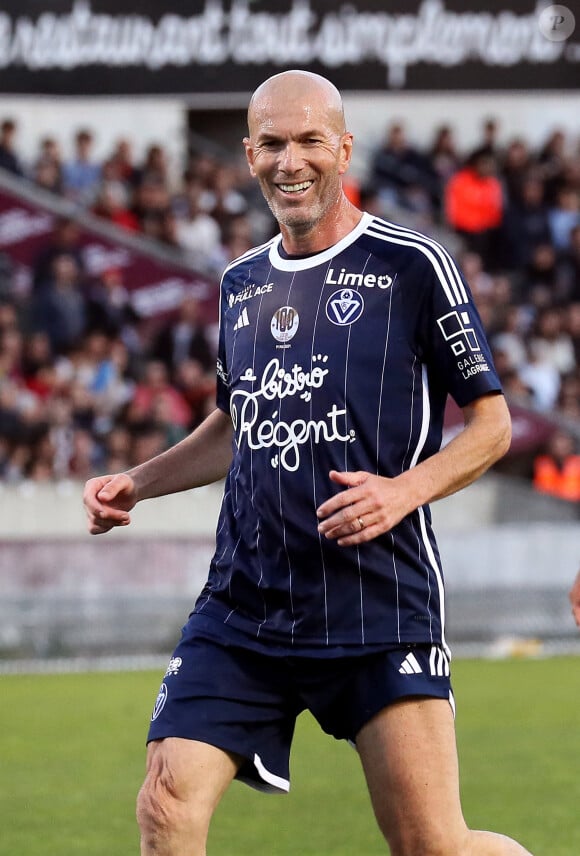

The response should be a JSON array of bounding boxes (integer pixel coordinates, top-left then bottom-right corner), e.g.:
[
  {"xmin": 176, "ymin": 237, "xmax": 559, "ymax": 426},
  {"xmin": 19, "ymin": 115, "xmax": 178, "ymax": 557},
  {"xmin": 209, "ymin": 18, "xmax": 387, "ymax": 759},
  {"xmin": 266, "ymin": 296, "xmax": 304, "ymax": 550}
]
[{"xmin": 0, "ymin": 0, "xmax": 578, "ymax": 95}]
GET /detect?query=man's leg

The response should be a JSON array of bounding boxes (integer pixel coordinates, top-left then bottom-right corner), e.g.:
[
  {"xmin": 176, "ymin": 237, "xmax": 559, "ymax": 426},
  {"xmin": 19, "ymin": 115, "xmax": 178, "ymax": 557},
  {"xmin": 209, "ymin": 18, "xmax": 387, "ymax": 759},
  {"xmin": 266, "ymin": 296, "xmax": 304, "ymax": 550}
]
[
  {"xmin": 137, "ymin": 737, "xmax": 243, "ymax": 856},
  {"xmin": 356, "ymin": 698, "xmax": 533, "ymax": 856}
]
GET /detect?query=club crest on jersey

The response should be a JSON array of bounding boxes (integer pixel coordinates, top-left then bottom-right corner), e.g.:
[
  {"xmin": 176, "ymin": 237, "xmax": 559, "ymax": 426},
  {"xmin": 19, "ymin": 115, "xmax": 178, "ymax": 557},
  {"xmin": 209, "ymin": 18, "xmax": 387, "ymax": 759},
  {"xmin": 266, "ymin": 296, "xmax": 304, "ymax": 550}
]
[
  {"xmin": 271, "ymin": 306, "xmax": 299, "ymax": 344},
  {"xmin": 326, "ymin": 289, "xmax": 364, "ymax": 326}
]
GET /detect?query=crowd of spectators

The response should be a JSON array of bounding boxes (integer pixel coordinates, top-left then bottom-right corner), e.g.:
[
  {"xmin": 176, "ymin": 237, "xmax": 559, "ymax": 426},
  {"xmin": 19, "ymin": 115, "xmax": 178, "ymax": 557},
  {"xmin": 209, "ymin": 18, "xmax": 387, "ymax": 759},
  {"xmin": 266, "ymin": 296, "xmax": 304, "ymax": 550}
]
[{"xmin": 0, "ymin": 113, "xmax": 579, "ymax": 496}]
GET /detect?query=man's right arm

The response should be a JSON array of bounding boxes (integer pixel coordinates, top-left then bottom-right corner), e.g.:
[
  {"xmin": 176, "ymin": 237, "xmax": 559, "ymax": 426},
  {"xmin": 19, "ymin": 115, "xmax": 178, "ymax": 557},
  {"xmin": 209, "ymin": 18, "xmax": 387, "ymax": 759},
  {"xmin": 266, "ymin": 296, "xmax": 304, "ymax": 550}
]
[{"xmin": 83, "ymin": 408, "xmax": 233, "ymax": 535}]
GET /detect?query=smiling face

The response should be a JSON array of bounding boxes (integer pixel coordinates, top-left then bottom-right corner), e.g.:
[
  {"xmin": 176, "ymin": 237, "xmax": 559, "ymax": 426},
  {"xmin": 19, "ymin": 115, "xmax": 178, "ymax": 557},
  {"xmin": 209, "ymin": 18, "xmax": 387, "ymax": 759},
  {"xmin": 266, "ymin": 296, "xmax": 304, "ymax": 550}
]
[{"xmin": 244, "ymin": 71, "xmax": 355, "ymax": 251}]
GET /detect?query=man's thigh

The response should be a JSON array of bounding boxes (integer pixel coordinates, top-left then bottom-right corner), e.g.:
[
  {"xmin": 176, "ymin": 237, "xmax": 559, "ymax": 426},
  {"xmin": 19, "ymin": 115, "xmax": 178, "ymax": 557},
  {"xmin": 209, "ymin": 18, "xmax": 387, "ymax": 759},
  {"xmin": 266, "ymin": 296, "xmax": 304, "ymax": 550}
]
[
  {"xmin": 146, "ymin": 632, "xmax": 302, "ymax": 793},
  {"xmin": 356, "ymin": 698, "xmax": 468, "ymax": 854}
]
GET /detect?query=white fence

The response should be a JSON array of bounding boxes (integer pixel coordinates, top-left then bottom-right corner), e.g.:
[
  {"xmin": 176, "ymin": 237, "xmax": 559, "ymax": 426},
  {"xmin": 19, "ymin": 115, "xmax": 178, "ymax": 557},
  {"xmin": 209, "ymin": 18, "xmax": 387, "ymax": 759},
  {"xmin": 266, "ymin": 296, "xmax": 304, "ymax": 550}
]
[{"xmin": 0, "ymin": 477, "xmax": 578, "ymax": 660}]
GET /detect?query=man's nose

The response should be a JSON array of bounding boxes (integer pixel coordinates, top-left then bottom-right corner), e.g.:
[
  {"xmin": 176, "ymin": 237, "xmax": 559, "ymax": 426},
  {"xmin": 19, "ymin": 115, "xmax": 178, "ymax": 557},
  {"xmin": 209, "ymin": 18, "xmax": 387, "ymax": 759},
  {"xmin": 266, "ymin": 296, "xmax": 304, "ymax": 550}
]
[{"xmin": 278, "ymin": 142, "xmax": 304, "ymax": 173}]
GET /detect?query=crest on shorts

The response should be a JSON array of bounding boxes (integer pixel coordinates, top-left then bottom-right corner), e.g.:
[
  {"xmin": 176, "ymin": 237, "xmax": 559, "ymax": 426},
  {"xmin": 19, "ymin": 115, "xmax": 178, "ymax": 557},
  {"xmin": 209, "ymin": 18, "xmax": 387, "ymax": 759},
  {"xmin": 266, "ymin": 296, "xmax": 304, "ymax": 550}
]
[{"xmin": 151, "ymin": 683, "xmax": 168, "ymax": 721}]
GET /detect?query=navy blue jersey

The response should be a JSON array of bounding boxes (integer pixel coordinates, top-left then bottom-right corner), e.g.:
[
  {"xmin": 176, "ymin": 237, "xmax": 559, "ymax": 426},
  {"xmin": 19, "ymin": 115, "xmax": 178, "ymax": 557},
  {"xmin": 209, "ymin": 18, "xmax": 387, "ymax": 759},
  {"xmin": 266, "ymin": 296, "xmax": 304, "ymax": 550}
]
[{"xmin": 193, "ymin": 213, "xmax": 502, "ymax": 653}]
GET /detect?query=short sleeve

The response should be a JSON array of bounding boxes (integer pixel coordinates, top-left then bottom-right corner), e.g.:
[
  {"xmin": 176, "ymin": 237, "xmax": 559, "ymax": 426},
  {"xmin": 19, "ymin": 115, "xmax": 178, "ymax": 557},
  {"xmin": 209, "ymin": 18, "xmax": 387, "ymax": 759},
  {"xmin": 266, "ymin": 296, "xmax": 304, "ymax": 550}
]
[{"xmin": 408, "ymin": 247, "xmax": 502, "ymax": 408}]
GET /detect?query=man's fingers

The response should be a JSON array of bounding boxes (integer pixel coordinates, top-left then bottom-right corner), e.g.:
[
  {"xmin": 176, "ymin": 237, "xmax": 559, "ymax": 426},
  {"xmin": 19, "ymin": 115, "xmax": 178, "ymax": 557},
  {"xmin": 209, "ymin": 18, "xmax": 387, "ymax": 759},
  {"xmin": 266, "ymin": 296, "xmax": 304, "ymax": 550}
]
[{"xmin": 317, "ymin": 485, "xmax": 365, "ymax": 520}]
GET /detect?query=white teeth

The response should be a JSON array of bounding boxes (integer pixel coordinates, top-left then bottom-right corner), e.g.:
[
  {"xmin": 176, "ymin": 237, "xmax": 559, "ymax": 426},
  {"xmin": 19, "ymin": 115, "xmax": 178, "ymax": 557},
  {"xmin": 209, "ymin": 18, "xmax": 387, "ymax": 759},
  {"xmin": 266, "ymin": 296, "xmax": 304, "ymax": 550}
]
[{"xmin": 279, "ymin": 181, "xmax": 313, "ymax": 192}]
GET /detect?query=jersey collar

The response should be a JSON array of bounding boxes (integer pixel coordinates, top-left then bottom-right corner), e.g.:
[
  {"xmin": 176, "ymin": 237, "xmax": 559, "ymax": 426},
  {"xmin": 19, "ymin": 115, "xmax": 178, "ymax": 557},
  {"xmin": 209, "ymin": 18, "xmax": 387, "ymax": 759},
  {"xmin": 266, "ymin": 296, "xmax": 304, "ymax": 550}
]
[{"xmin": 269, "ymin": 212, "xmax": 373, "ymax": 271}]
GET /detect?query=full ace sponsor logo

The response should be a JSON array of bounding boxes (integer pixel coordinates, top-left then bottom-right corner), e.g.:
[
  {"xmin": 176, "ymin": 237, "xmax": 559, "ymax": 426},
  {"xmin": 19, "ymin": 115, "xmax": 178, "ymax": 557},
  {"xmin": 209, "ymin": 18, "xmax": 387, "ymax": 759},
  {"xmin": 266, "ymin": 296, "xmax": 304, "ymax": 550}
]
[{"xmin": 228, "ymin": 282, "xmax": 273, "ymax": 307}]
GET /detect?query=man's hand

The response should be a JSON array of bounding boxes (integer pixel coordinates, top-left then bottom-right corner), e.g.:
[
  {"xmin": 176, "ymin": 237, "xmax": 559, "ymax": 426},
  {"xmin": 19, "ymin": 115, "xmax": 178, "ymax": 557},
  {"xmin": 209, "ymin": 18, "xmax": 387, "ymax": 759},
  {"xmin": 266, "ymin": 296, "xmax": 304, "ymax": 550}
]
[
  {"xmin": 83, "ymin": 473, "xmax": 137, "ymax": 535},
  {"xmin": 316, "ymin": 470, "xmax": 413, "ymax": 546},
  {"xmin": 569, "ymin": 570, "xmax": 580, "ymax": 628}
]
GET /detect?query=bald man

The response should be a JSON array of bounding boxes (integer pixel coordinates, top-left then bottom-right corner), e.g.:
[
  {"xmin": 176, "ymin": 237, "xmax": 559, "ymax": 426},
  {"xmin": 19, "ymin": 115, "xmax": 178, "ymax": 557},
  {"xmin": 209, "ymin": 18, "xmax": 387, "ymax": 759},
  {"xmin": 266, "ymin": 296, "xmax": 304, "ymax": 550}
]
[{"xmin": 84, "ymin": 71, "xmax": 532, "ymax": 855}]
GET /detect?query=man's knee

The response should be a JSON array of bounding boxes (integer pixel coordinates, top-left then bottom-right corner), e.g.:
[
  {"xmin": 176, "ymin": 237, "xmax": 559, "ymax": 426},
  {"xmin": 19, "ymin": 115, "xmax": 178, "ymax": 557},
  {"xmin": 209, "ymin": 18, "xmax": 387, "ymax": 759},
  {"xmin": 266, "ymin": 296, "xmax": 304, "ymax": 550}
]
[
  {"xmin": 136, "ymin": 738, "xmax": 239, "ymax": 847},
  {"xmin": 136, "ymin": 758, "xmax": 213, "ymax": 846},
  {"xmin": 136, "ymin": 770, "xmax": 206, "ymax": 843}
]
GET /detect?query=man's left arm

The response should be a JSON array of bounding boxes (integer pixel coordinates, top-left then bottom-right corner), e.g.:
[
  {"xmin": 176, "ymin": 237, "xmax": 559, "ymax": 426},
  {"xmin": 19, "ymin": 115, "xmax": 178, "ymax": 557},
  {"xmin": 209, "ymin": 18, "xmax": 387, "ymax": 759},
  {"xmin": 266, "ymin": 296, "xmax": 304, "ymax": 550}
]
[{"xmin": 316, "ymin": 393, "xmax": 511, "ymax": 546}]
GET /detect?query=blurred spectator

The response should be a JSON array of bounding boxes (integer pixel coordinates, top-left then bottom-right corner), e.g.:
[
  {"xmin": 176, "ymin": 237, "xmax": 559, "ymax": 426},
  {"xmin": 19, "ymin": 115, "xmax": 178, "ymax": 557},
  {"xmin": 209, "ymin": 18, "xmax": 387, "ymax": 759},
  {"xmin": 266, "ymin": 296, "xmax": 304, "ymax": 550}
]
[
  {"xmin": 567, "ymin": 302, "xmax": 580, "ymax": 364},
  {"xmin": 0, "ymin": 321, "xmax": 24, "ymax": 381},
  {"xmin": 0, "ymin": 119, "xmax": 24, "ymax": 176},
  {"xmin": 62, "ymin": 128, "xmax": 101, "ymax": 205},
  {"xmin": 207, "ymin": 214, "xmax": 254, "ymax": 274},
  {"xmin": 370, "ymin": 121, "xmax": 438, "ymax": 215},
  {"xmin": 502, "ymin": 175, "xmax": 551, "ymax": 269},
  {"xmin": 174, "ymin": 358, "xmax": 216, "ymax": 429},
  {"xmin": 491, "ymin": 305, "xmax": 529, "ymax": 372},
  {"xmin": 85, "ymin": 266, "xmax": 140, "ymax": 341},
  {"xmin": 479, "ymin": 117, "xmax": 501, "ymax": 157},
  {"xmin": 518, "ymin": 242, "xmax": 564, "ymax": 306},
  {"xmin": 21, "ymin": 331, "xmax": 57, "ymax": 401},
  {"xmin": 173, "ymin": 177, "xmax": 222, "ymax": 260},
  {"xmin": 132, "ymin": 176, "xmax": 171, "ymax": 240},
  {"xmin": 538, "ymin": 129, "xmax": 568, "ymax": 203},
  {"xmin": 32, "ymin": 136, "xmax": 63, "ymax": 194},
  {"xmin": 548, "ymin": 185, "xmax": 580, "ymax": 250},
  {"xmin": 93, "ymin": 181, "xmax": 139, "ymax": 232},
  {"xmin": 558, "ymin": 225, "xmax": 580, "ymax": 301},
  {"xmin": 108, "ymin": 138, "xmax": 139, "ymax": 188},
  {"xmin": 130, "ymin": 421, "xmax": 168, "ymax": 466},
  {"xmin": 33, "ymin": 217, "xmax": 85, "ymax": 294},
  {"xmin": 557, "ymin": 372, "xmax": 580, "ymax": 422},
  {"xmin": 103, "ymin": 423, "xmax": 133, "ymax": 472},
  {"xmin": 427, "ymin": 124, "xmax": 460, "ymax": 207},
  {"xmin": 151, "ymin": 295, "xmax": 215, "ymax": 379},
  {"xmin": 500, "ymin": 138, "xmax": 532, "ymax": 205},
  {"xmin": 527, "ymin": 307, "xmax": 576, "ymax": 377},
  {"xmin": 533, "ymin": 428, "xmax": 580, "ymax": 501},
  {"xmin": 201, "ymin": 162, "xmax": 248, "ymax": 231},
  {"xmin": 29, "ymin": 253, "xmax": 87, "ymax": 354},
  {"xmin": 136, "ymin": 143, "xmax": 171, "ymax": 189},
  {"xmin": 127, "ymin": 359, "xmax": 191, "ymax": 431},
  {"xmin": 518, "ymin": 344, "xmax": 561, "ymax": 412},
  {"xmin": 444, "ymin": 147, "xmax": 504, "ymax": 269}
]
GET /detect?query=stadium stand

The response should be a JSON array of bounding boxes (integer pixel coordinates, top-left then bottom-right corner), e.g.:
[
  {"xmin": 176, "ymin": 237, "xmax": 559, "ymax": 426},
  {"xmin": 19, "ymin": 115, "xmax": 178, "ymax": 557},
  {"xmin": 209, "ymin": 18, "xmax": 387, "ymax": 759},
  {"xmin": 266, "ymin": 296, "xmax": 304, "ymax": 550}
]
[{"xmin": 0, "ymin": 116, "xmax": 579, "ymax": 495}]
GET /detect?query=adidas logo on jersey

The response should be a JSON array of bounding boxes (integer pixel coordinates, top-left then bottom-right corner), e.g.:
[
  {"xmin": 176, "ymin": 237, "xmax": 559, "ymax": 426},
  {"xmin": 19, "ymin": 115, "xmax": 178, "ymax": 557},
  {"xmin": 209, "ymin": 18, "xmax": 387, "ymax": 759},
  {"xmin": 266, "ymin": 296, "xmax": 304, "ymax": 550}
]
[
  {"xmin": 398, "ymin": 652, "xmax": 423, "ymax": 674},
  {"xmin": 234, "ymin": 307, "xmax": 250, "ymax": 331},
  {"xmin": 398, "ymin": 647, "xmax": 451, "ymax": 676}
]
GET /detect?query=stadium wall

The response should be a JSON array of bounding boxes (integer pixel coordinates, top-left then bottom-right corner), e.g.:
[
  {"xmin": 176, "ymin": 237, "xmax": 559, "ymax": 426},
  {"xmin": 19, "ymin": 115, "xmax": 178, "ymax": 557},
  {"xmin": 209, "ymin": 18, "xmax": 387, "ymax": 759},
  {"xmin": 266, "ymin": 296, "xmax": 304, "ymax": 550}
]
[{"xmin": 0, "ymin": 476, "xmax": 577, "ymax": 659}]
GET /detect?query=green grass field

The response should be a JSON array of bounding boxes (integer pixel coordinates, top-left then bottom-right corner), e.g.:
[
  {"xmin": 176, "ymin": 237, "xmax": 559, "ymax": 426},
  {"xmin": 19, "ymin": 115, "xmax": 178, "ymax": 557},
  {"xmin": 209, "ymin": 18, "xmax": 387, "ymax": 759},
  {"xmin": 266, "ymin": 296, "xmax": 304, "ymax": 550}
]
[{"xmin": 1, "ymin": 657, "xmax": 579, "ymax": 855}]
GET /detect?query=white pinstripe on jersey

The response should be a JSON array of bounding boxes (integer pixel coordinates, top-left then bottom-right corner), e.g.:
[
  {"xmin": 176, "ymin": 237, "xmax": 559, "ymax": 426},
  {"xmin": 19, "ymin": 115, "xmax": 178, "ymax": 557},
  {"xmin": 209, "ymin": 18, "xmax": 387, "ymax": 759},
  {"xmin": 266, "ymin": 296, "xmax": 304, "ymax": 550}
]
[{"xmin": 199, "ymin": 212, "xmax": 500, "ymax": 651}]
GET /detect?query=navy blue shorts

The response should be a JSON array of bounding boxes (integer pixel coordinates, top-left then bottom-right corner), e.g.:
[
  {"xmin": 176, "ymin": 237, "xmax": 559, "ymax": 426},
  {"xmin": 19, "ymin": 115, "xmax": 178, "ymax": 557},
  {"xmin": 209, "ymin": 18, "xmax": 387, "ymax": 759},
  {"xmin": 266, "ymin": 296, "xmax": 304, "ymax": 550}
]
[{"xmin": 147, "ymin": 626, "xmax": 454, "ymax": 793}]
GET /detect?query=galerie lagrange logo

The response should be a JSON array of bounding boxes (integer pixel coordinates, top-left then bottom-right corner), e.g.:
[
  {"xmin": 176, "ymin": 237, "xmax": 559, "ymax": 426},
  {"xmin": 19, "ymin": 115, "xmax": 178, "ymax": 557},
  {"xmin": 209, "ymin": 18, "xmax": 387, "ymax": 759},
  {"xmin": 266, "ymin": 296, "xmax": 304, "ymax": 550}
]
[
  {"xmin": 230, "ymin": 356, "xmax": 356, "ymax": 472},
  {"xmin": 437, "ymin": 309, "xmax": 491, "ymax": 378}
]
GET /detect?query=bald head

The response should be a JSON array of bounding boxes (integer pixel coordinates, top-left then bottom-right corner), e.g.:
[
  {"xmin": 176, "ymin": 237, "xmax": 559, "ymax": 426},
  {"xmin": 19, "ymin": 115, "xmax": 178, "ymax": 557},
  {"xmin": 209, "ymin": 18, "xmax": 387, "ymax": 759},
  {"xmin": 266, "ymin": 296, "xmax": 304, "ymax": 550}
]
[
  {"xmin": 243, "ymin": 70, "xmax": 357, "ymax": 247},
  {"xmin": 247, "ymin": 70, "xmax": 346, "ymax": 137}
]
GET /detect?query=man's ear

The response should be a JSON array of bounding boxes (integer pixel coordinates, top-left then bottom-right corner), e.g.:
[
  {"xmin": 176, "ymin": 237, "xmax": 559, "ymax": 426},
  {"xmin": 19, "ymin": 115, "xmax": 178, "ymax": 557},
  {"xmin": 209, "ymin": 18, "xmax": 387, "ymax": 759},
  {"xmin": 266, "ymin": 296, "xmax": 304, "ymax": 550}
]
[
  {"xmin": 243, "ymin": 137, "xmax": 257, "ymax": 178},
  {"xmin": 338, "ymin": 132, "xmax": 354, "ymax": 176}
]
